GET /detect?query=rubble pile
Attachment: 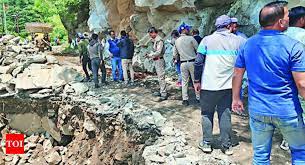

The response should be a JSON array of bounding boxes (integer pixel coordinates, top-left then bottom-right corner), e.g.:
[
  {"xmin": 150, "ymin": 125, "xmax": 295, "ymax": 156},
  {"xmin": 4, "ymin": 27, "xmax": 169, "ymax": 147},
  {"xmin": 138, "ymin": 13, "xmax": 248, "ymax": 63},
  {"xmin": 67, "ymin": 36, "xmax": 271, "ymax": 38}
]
[
  {"xmin": 0, "ymin": 35, "xmax": 237, "ymax": 164},
  {"xmin": 0, "ymin": 35, "xmax": 82, "ymax": 99}
]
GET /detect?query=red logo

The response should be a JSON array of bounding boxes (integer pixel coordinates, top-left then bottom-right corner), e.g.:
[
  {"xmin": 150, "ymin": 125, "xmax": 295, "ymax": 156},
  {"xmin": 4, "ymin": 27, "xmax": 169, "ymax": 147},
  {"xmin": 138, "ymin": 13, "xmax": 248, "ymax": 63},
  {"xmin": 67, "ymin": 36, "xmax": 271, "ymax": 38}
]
[{"xmin": 5, "ymin": 134, "xmax": 24, "ymax": 154}]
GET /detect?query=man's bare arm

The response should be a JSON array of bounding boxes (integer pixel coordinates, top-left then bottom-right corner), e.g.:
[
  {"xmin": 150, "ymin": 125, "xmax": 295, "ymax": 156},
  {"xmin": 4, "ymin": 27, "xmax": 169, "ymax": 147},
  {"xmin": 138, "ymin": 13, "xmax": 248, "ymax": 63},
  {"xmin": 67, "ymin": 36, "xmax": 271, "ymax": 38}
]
[
  {"xmin": 232, "ymin": 67, "xmax": 245, "ymax": 112},
  {"xmin": 292, "ymin": 72, "xmax": 305, "ymax": 99}
]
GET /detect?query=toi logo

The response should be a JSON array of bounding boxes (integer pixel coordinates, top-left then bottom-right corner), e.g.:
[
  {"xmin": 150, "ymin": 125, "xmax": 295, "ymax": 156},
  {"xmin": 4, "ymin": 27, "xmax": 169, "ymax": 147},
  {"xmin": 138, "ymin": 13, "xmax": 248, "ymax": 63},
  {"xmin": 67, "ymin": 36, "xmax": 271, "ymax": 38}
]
[{"xmin": 5, "ymin": 134, "xmax": 24, "ymax": 154}]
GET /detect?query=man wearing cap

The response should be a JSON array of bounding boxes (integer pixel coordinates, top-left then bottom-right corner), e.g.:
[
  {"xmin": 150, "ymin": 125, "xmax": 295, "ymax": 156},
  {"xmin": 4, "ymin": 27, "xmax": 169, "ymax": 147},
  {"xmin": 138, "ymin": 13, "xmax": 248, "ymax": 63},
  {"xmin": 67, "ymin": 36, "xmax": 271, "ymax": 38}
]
[
  {"xmin": 173, "ymin": 23, "xmax": 200, "ymax": 106},
  {"xmin": 231, "ymin": 18, "xmax": 248, "ymax": 39},
  {"xmin": 146, "ymin": 27, "xmax": 167, "ymax": 101},
  {"xmin": 194, "ymin": 15, "xmax": 246, "ymax": 155}
]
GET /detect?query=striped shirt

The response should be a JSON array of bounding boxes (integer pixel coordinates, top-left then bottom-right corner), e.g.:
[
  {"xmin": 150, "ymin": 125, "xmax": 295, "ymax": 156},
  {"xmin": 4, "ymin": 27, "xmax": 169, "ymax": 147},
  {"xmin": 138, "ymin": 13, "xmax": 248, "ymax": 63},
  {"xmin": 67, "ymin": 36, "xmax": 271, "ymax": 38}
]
[{"xmin": 195, "ymin": 29, "xmax": 246, "ymax": 90}]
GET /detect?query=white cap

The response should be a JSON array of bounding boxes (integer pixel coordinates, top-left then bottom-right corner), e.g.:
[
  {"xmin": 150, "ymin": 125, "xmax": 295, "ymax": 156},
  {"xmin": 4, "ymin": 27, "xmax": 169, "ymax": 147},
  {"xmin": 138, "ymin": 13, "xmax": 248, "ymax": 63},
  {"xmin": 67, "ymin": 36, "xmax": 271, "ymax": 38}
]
[{"xmin": 231, "ymin": 17, "xmax": 238, "ymax": 23}]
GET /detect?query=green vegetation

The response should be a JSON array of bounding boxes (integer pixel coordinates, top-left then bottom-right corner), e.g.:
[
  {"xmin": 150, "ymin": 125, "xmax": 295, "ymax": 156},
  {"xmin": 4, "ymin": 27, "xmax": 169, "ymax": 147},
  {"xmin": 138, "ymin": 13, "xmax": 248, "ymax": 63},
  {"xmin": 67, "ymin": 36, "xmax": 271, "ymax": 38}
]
[{"xmin": 0, "ymin": 0, "xmax": 69, "ymax": 43}]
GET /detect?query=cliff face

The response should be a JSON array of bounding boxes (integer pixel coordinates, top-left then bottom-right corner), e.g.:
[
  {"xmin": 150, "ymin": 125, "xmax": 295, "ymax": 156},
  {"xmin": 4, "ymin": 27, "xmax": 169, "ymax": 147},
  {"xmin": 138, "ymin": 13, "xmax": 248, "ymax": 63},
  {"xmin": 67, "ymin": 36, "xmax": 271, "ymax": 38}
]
[
  {"xmin": 86, "ymin": 0, "xmax": 305, "ymax": 71},
  {"xmin": 88, "ymin": 0, "xmax": 305, "ymax": 37}
]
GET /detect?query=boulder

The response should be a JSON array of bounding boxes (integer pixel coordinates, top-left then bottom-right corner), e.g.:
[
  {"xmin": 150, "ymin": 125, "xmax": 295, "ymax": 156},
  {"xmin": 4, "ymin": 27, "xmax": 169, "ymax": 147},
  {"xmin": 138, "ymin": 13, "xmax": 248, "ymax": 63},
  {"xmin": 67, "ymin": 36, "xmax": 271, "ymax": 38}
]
[
  {"xmin": 2, "ymin": 57, "xmax": 15, "ymax": 66},
  {"xmin": 15, "ymin": 65, "xmax": 82, "ymax": 90},
  {"xmin": 46, "ymin": 55, "xmax": 59, "ymax": 64},
  {"xmin": 44, "ymin": 149, "xmax": 62, "ymax": 165},
  {"xmin": 38, "ymin": 89, "xmax": 53, "ymax": 94},
  {"xmin": 29, "ymin": 93, "xmax": 52, "ymax": 99},
  {"xmin": 0, "ymin": 74, "xmax": 13, "ymax": 83},
  {"xmin": 9, "ymin": 37, "xmax": 21, "ymax": 45},
  {"xmin": 16, "ymin": 54, "xmax": 27, "ymax": 61},
  {"xmin": 7, "ymin": 63, "xmax": 17, "ymax": 74},
  {"xmin": 84, "ymin": 119, "xmax": 96, "ymax": 132},
  {"xmin": 12, "ymin": 66, "xmax": 24, "ymax": 77},
  {"xmin": 27, "ymin": 55, "xmax": 47, "ymax": 64},
  {"xmin": 0, "ymin": 35, "xmax": 14, "ymax": 43},
  {"xmin": 43, "ymin": 139, "xmax": 53, "ymax": 153},
  {"xmin": 0, "ymin": 66, "xmax": 10, "ymax": 74},
  {"xmin": 0, "ymin": 83, "xmax": 7, "ymax": 91},
  {"xmin": 11, "ymin": 45, "xmax": 22, "ymax": 54},
  {"xmin": 64, "ymin": 85, "xmax": 75, "ymax": 94},
  {"xmin": 70, "ymin": 82, "xmax": 89, "ymax": 95},
  {"xmin": 25, "ymin": 49, "xmax": 37, "ymax": 54}
]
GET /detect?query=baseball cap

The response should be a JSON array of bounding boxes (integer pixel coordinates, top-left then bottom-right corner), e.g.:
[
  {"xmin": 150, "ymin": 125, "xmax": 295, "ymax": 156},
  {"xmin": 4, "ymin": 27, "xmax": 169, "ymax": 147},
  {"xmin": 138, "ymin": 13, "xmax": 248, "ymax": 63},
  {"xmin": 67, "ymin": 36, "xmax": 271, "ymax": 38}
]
[
  {"xmin": 178, "ymin": 23, "xmax": 191, "ymax": 34},
  {"xmin": 231, "ymin": 17, "xmax": 238, "ymax": 23},
  {"xmin": 215, "ymin": 15, "xmax": 232, "ymax": 28}
]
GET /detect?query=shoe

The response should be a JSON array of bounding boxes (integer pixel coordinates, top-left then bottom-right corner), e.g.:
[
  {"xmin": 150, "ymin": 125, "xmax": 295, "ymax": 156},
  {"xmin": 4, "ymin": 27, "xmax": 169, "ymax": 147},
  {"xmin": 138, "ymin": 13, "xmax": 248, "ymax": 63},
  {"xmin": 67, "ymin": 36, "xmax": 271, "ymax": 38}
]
[
  {"xmin": 101, "ymin": 81, "xmax": 108, "ymax": 85},
  {"xmin": 157, "ymin": 96, "xmax": 168, "ymax": 102},
  {"xmin": 153, "ymin": 92, "xmax": 161, "ymax": 97},
  {"xmin": 280, "ymin": 140, "xmax": 290, "ymax": 151},
  {"xmin": 95, "ymin": 84, "xmax": 100, "ymax": 88},
  {"xmin": 182, "ymin": 100, "xmax": 189, "ymax": 106},
  {"xmin": 196, "ymin": 99, "xmax": 200, "ymax": 104},
  {"xmin": 198, "ymin": 141, "xmax": 212, "ymax": 153},
  {"xmin": 83, "ymin": 77, "xmax": 90, "ymax": 82},
  {"xmin": 221, "ymin": 145, "xmax": 233, "ymax": 155},
  {"xmin": 122, "ymin": 83, "xmax": 129, "ymax": 88}
]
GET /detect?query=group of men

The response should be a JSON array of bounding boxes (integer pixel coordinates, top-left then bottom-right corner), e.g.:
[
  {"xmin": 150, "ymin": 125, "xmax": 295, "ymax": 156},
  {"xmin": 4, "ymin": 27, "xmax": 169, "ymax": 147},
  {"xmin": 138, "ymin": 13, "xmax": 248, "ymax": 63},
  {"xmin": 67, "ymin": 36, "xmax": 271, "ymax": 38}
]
[
  {"xmin": 76, "ymin": 1, "xmax": 305, "ymax": 163},
  {"xmin": 194, "ymin": 1, "xmax": 304, "ymax": 164},
  {"xmin": 147, "ymin": 1, "xmax": 305, "ymax": 164},
  {"xmin": 78, "ymin": 30, "xmax": 135, "ymax": 88}
]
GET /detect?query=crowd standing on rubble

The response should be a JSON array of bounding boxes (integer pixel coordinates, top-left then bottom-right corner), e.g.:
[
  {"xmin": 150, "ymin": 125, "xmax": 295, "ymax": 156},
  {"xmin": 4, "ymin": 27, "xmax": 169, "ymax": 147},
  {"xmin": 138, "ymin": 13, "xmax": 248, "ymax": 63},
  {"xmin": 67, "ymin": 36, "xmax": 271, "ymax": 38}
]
[{"xmin": 0, "ymin": 1, "xmax": 304, "ymax": 164}]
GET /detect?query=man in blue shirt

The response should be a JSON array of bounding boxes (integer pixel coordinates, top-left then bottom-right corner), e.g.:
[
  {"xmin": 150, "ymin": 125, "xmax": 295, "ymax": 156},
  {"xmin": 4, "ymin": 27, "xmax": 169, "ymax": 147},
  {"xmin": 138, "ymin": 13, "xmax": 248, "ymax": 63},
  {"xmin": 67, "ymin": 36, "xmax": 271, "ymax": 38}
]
[
  {"xmin": 107, "ymin": 30, "xmax": 123, "ymax": 82},
  {"xmin": 232, "ymin": 1, "xmax": 305, "ymax": 164}
]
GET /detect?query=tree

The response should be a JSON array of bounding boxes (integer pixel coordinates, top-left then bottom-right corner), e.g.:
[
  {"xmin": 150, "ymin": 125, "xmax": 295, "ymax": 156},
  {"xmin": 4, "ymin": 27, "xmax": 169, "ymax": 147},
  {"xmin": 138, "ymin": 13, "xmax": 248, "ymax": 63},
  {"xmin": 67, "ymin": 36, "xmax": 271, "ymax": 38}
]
[
  {"xmin": 0, "ymin": 0, "xmax": 68, "ymax": 42},
  {"xmin": 53, "ymin": 0, "xmax": 89, "ymax": 42}
]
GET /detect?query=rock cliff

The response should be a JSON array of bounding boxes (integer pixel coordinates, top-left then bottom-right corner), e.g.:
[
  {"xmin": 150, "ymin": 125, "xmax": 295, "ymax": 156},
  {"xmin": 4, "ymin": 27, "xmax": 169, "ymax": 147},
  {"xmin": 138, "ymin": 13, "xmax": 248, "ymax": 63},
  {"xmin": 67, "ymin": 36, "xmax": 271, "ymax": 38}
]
[{"xmin": 86, "ymin": 0, "xmax": 305, "ymax": 71}]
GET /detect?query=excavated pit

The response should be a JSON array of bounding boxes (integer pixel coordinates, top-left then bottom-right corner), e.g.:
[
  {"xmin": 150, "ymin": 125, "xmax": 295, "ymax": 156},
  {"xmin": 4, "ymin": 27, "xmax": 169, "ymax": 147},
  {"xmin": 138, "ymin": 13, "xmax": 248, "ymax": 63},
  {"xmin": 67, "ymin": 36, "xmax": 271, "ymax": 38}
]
[{"xmin": 0, "ymin": 94, "xmax": 162, "ymax": 164}]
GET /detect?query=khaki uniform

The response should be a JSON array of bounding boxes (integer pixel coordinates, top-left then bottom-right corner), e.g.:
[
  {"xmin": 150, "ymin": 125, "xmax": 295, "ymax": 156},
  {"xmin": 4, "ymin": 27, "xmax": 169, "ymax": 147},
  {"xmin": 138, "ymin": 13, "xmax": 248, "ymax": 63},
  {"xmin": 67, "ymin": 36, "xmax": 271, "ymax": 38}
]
[
  {"xmin": 148, "ymin": 35, "xmax": 167, "ymax": 97},
  {"xmin": 173, "ymin": 34, "xmax": 200, "ymax": 101},
  {"xmin": 122, "ymin": 59, "xmax": 134, "ymax": 83}
]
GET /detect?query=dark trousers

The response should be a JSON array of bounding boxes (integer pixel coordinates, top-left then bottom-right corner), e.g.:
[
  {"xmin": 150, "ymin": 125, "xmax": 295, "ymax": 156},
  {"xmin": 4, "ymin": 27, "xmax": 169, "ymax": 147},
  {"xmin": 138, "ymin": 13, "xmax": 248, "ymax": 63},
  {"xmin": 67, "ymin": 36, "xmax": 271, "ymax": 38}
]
[
  {"xmin": 91, "ymin": 58, "xmax": 106, "ymax": 85},
  {"xmin": 82, "ymin": 56, "xmax": 91, "ymax": 79},
  {"xmin": 100, "ymin": 60, "xmax": 106, "ymax": 83},
  {"xmin": 200, "ymin": 89, "xmax": 232, "ymax": 148}
]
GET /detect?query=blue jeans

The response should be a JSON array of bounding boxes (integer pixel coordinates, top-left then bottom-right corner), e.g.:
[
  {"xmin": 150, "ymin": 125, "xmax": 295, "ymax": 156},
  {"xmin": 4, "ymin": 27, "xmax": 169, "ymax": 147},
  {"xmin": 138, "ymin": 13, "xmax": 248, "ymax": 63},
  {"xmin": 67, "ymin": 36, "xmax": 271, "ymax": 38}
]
[
  {"xmin": 91, "ymin": 58, "xmax": 101, "ymax": 85},
  {"xmin": 111, "ymin": 57, "xmax": 123, "ymax": 81},
  {"xmin": 250, "ymin": 114, "xmax": 305, "ymax": 165},
  {"xmin": 176, "ymin": 62, "xmax": 182, "ymax": 83}
]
